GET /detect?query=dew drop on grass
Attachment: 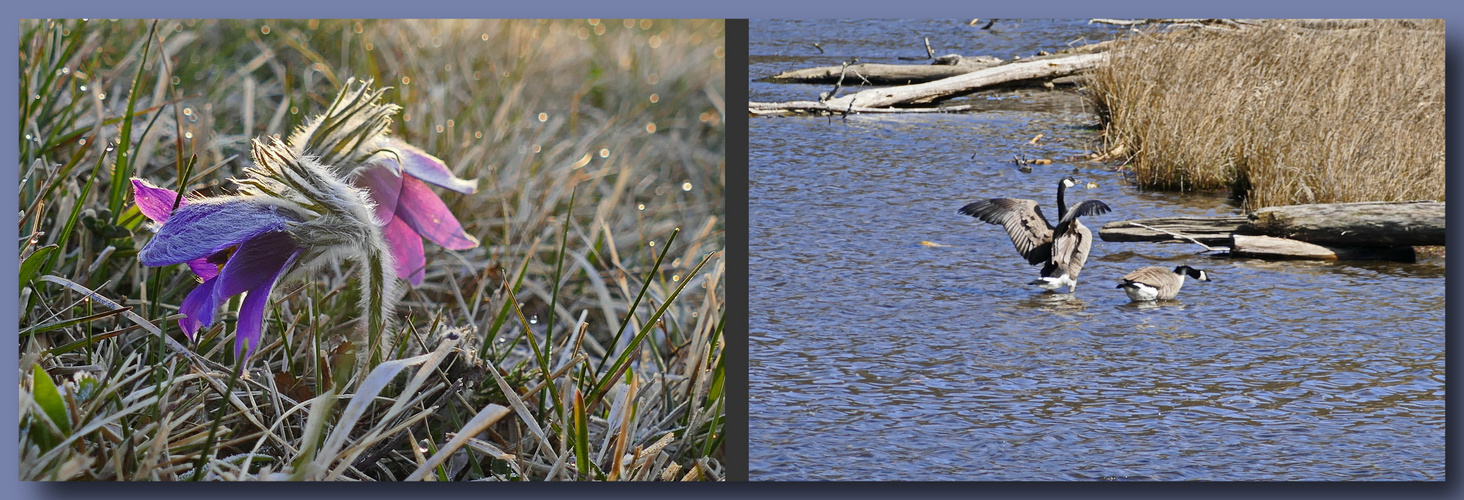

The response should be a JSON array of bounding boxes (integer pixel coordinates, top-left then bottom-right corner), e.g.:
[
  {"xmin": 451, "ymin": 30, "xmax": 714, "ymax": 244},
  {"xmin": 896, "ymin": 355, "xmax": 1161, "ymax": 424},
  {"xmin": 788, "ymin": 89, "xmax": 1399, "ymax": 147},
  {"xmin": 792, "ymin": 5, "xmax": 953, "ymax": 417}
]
[
  {"xmin": 538, "ymin": 112, "xmax": 548, "ymax": 122},
  {"xmin": 529, "ymin": 315, "xmax": 539, "ymax": 325},
  {"xmin": 79, "ymin": 85, "xmax": 86, "ymax": 92},
  {"xmin": 682, "ymin": 181, "xmax": 693, "ymax": 191},
  {"xmin": 184, "ymin": 132, "xmax": 193, "ymax": 139},
  {"xmin": 599, "ymin": 148, "xmax": 610, "ymax": 158},
  {"xmin": 637, "ymin": 203, "xmax": 645, "ymax": 211},
  {"xmin": 648, "ymin": 241, "xmax": 656, "ymax": 248},
  {"xmin": 672, "ymin": 274, "xmax": 680, "ymax": 282}
]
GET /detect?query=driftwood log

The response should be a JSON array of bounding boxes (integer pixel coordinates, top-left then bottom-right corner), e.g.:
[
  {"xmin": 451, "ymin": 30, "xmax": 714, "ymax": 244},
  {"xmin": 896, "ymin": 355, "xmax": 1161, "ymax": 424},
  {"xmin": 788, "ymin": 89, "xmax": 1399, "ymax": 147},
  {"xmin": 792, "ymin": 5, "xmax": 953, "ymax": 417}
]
[
  {"xmin": 1100, "ymin": 201, "xmax": 1442, "ymax": 261},
  {"xmin": 1099, "ymin": 216, "xmax": 1247, "ymax": 246},
  {"xmin": 763, "ymin": 53, "xmax": 1005, "ymax": 85},
  {"xmin": 1230, "ymin": 235, "xmax": 1416, "ymax": 262},
  {"xmin": 750, "ymin": 52, "xmax": 1108, "ymax": 115},
  {"xmin": 1246, "ymin": 201, "xmax": 1444, "ymax": 247},
  {"xmin": 762, "ymin": 61, "xmax": 1001, "ymax": 85}
]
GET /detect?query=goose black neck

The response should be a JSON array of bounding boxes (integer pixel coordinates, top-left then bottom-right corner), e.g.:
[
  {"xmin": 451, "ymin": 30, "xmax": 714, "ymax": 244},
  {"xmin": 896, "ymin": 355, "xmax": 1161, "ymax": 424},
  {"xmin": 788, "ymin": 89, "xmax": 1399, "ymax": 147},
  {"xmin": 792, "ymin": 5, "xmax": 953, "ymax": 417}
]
[{"xmin": 1056, "ymin": 180, "xmax": 1070, "ymax": 219}]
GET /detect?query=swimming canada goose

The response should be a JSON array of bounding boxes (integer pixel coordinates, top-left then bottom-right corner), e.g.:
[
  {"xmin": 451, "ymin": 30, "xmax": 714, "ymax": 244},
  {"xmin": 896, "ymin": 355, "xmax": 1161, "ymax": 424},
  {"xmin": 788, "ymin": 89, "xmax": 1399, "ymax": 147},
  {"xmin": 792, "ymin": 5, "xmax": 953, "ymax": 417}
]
[
  {"xmin": 1117, "ymin": 265, "xmax": 1212, "ymax": 302},
  {"xmin": 958, "ymin": 177, "xmax": 1111, "ymax": 293}
]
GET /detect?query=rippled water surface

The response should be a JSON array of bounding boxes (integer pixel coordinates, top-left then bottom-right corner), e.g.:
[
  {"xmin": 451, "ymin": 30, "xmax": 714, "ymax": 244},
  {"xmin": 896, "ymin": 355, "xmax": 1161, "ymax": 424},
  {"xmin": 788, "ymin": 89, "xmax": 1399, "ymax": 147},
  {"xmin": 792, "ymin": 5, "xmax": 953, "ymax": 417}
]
[{"xmin": 748, "ymin": 19, "xmax": 1445, "ymax": 481}]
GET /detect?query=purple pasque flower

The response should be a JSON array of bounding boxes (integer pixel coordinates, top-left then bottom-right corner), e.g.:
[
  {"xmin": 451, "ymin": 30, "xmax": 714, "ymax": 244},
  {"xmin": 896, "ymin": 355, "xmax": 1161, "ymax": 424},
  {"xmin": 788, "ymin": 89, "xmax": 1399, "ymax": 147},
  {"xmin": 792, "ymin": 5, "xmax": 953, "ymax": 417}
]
[
  {"xmin": 135, "ymin": 191, "xmax": 304, "ymax": 360},
  {"xmin": 289, "ymin": 78, "xmax": 480, "ymax": 286},
  {"xmin": 134, "ymin": 138, "xmax": 395, "ymax": 361}
]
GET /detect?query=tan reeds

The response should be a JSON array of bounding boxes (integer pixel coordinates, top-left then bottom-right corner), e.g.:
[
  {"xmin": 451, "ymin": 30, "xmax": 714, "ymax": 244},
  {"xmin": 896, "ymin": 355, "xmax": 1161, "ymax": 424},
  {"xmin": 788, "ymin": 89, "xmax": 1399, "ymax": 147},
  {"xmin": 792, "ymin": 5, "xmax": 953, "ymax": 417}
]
[{"xmin": 1087, "ymin": 19, "xmax": 1444, "ymax": 209}]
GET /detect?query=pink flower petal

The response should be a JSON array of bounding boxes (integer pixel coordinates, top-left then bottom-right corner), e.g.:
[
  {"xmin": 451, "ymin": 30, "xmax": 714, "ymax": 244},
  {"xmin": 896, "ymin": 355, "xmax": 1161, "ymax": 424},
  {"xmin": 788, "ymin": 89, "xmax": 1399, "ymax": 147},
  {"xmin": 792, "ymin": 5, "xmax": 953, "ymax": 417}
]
[
  {"xmin": 383, "ymin": 215, "xmax": 426, "ymax": 286},
  {"xmin": 131, "ymin": 178, "xmax": 185, "ymax": 223},
  {"xmin": 396, "ymin": 174, "xmax": 480, "ymax": 251},
  {"xmin": 354, "ymin": 163, "xmax": 403, "ymax": 226},
  {"xmin": 386, "ymin": 138, "xmax": 478, "ymax": 194}
]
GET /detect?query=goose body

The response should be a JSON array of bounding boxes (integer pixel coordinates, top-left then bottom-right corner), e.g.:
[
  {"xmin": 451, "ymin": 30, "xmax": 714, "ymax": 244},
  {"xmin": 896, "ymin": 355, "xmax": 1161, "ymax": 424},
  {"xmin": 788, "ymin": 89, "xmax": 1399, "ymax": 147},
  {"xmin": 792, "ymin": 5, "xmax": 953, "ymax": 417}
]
[
  {"xmin": 1118, "ymin": 265, "xmax": 1211, "ymax": 301},
  {"xmin": 958, "ymin": 177, "xmax": 1111, "ymax": 293}
]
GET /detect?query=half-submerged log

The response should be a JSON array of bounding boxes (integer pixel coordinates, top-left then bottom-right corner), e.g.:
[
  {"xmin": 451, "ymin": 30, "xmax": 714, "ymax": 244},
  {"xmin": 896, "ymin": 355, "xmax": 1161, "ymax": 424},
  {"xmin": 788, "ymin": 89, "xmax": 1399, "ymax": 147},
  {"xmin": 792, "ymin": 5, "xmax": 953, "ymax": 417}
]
[
  {"xmin": 1099, "ymin": 201, "xmax": 1441, "ymax": 261},
  {"xmin": 1230, "ymin": 235, "xmax": 1416, "ymax": 262},
  {"xmin": 1245, "ymin": 201, "xmax": 1444, "ymax": 247},
  {"xmin": 1099, "ymin": 216, "xmax": 1247, "ymax": 246}
]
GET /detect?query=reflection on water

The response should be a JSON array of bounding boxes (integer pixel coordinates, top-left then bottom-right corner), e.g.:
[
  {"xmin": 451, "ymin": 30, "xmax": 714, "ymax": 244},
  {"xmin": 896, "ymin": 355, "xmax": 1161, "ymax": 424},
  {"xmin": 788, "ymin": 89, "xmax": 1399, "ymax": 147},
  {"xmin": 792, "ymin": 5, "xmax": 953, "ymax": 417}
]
[{"xmin": 748, "ymin": 19, "xmax": 1445, "ymax": 481}]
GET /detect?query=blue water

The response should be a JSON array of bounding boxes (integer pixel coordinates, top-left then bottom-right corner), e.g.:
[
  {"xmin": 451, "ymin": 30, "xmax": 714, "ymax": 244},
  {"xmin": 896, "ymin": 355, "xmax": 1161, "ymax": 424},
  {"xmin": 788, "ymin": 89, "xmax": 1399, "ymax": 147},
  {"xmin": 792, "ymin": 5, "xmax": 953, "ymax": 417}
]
[{"xmin": 747, "ymin": 19, "xmax": 1445, "ymax": 481}]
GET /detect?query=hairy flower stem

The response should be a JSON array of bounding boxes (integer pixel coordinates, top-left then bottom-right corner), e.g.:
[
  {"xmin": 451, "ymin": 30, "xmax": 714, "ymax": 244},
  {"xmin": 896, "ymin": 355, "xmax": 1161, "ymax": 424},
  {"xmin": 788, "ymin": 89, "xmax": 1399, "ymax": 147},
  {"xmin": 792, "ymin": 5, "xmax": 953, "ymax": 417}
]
[{"xmin": 364, "ymin": 244, "xmax": 390, "ymax": 368}]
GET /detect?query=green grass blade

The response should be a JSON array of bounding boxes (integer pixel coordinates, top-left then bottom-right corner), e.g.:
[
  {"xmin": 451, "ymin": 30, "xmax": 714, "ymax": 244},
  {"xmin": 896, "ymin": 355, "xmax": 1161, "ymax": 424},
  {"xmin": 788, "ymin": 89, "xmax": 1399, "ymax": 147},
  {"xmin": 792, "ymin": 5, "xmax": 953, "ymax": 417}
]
[
  {"xmin": 22, "ymin": 306, "xmax": 132, "ymax": 337},
  {"xmin": 591, "ymin": 250, "xmax": 714, "ymax": 407},
  {"xmin": 593, "ymin": 227, "xmax": 681, "ymax": 375},
  {"xmin": 42, "ymin": 142, "xmax": 108, "ymax": 276},
  {"xmin": 106, "ymin": 20, "xmax": 157, "ymax": 216},
  {"xmin": 572, "ymin": 389, "xmax": 589, "ymax": 479},
  {"xmin": 30, "ymin": 364, "xmax": 72, "ymax": 437},
  {"xmin": 20, "ymin": 245, "xmax": 58, "ymax": 291}
]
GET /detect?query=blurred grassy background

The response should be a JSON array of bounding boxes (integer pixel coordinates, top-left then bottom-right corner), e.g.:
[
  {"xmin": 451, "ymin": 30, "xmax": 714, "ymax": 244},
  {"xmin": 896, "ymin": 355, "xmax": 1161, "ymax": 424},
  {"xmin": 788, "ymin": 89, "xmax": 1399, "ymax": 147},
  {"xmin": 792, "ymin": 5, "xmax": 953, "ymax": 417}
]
[
  {"xmin": 1087, "ymin": 19, "xmax": 1444, "ymax": 209},
  {"xmin": 19, "ymin": 18, "xmax": 725, "ymax": 481}
]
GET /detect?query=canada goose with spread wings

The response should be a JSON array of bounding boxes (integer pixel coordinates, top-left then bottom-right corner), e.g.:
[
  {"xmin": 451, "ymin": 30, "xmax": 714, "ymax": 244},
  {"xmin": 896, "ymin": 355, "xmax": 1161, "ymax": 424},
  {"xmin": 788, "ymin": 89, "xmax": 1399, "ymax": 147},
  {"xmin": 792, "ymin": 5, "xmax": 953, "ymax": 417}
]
[{"xmin": 957, "ymin": 176, "xmax": 1111, "ymax": 293}]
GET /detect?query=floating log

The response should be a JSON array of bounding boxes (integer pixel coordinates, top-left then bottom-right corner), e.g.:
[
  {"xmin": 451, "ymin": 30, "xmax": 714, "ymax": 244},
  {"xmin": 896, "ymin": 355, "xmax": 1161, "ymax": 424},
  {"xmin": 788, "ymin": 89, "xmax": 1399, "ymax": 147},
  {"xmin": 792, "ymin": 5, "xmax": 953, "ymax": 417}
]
[
  {"xmin": 1245, "ymin": 201, "xmax": 1444, "ymax": 247},
  {"xmin": 1099, "ymin": 216, "xmax": 1247, "ymax": 245},
  {"xmin": 762, "ymin": 60, "xmax": 1001, "ymax": 85},
  {"xmin": 750, "ymin": 52, "xmax": 1108, "ymax": 115},
  {"xmin": 1230, "ymin": 235, "xmax": 1416, "ymax": 262}
]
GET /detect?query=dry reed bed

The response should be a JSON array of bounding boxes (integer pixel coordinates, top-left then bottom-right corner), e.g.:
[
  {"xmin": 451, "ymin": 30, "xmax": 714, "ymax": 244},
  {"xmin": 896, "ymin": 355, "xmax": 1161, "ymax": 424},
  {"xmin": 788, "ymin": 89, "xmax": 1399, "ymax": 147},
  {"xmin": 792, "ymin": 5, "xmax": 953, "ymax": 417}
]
[
  {"xmin": 1087, "ymin": 19, "xmax": 1444, "ymax": 209},
  {"xmin": 19, "ymin": 19, "xmax": 725, "ymax": 481}
]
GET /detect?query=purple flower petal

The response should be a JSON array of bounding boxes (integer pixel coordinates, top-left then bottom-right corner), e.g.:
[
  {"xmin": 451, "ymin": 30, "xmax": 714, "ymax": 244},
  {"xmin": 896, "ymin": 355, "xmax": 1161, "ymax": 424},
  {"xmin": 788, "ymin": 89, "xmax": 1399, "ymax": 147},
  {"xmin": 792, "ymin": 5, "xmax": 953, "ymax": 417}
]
[
  {"xmin": 386, "ymin": 138, "xmax": 478, "ymax": 194},
  {"xmin": 224, "ymin": 234, "xmax": 302, "ymax": 360},
  {"xmin": 215, "ymin": 231, "xmax": 301, "ymax": 297},
  {"xmin": 132, "ymin": 178, "xmax": 186, "ymax": 223},
  {"xmin": 138, "ymin": 198, "xmax": 297, "ymax": 267},
  {"xmin": 354, "ymin": 164, "xmax": 403, "ymax": 226},
  {"xmin": 383, "ymin": 215, "xmax": 426, "ymax": 285},
  {"xmin": 177, "ymin": 276, "xmax": 219, "ymax": 338},
  {"xmin": 133, "ymin": 179, "xmax": 219, "ymax": 279},
  {"xmin": 186, "ymin": 260, "xmax": 221, "ymax": 281},
  {"xmin": 396, "ymin": 174, "xmax": 480, "ymax": 250}
]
